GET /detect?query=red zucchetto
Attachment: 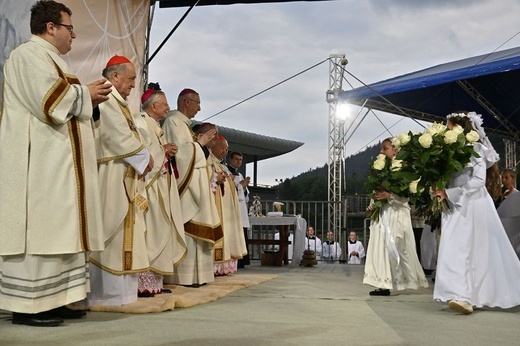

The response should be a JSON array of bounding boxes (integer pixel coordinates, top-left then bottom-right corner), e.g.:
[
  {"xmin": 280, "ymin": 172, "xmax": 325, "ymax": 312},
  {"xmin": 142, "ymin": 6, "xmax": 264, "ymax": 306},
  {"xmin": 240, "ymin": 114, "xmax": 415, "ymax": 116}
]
[
  {"xmin": 106, "ymin": 55, "xmax": 131, "ymax": 68},
  {"xmin": 141, "ymin": 89, "xmax": 157, "ymax": 104},
  {"xmin": 178, "ymin": 88, "xmax": 198, "ymax": 97}
]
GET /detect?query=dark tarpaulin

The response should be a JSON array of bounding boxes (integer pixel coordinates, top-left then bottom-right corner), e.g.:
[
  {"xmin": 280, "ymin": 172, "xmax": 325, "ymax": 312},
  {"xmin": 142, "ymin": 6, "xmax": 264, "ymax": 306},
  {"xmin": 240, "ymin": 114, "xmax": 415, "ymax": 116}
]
[
  {"xmin": 340, "ymin": 46, "xmax": 520, "ymax": 141},
  {"xmin": 158, "ymin": 0, "xmax": 331, "ymax": 7}
]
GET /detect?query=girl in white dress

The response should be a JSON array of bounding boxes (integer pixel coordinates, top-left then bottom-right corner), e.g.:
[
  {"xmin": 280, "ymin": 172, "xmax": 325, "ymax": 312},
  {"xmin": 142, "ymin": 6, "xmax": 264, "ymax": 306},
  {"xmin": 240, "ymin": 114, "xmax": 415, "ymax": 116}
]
[
  {"xmin": 364, "ymin": 139, "xmax": 429, "ymax": 296},
  {"xmin": 432, "ymin": 112, "xmax": 520, "ymax": 314}
]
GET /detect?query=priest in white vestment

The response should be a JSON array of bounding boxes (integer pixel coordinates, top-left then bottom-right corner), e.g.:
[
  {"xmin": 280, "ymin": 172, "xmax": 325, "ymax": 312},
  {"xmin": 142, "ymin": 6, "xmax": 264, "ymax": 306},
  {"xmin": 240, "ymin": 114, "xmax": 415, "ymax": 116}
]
[
  {"xmin": 162, "ymin": 89, "xmax": 223, "ymax": 287},
  {"xmin": 207, "ymin": 135, "xmax": 248, "ymax": 275},
  {"xmin": 226, "ymin": 151, "xmax": 251, "ymax": 267},
  {"xmin": 0, "ymin": 1, "xmax": 111, "ymax": 327},
  {"xmin": 133, "ymin": 89, "xmax": 188, "ymax": 295},
  {"xmin": 88, "ymin": 56, "xmax": 154, "ymax": 306}
]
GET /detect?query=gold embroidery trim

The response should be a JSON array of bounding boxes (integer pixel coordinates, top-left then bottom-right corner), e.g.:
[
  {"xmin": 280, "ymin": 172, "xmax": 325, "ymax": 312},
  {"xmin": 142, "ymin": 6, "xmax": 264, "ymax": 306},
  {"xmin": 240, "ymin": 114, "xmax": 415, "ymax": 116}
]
[{"xmin": 123, "ymin": 200, "xmax": 135, "ymax": 271}]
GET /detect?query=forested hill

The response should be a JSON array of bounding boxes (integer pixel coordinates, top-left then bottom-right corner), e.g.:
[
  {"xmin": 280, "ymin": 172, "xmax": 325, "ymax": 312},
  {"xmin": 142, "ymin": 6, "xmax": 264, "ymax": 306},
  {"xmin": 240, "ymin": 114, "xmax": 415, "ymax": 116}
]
[{"xmin": 277, "ymin": 143, "xmax": 381, "ymax": 200}]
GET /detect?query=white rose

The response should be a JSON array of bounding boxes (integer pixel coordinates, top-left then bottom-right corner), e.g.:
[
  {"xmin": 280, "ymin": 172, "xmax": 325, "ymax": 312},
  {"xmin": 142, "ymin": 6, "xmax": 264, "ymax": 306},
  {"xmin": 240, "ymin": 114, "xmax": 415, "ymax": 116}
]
[
  {"xmin": 466, "ymin": 130, "xmax": 480, "ymax": 143},
  {"xmin": 376, "ymin": 154, "xmax": 386, "ymax": 161},
  {"xmin": 397, "ymin": 132, "xmax": 411, "ymax": 146},
  {"xmin": 425, "ymin": 126, "xmax": 437, "ymax": 135},
  {"xmin": 373, "ymin": 159, "xmax": 386, "ymax": 170},
  {"xmin": 426, "ymin": 122, "xmax": 446, "ymax": 135},
  {"xmin": 418, "ymin": 133, "xmax": 433, "ymax": 148},
  {"xmin": 434, "ymin": 122, "xmax": 447, "ymax": 133},
  {"xmin": 452, "ymin": 125, "xmax": 464, "ymax": 135},
  {"xmin": 444, "ymin": 130, "xmax": 458, "ymax": 144},
  {"xmin": 392, "ymin": 137, "xmax": 401, "ymax": 149},
  {"xmin": 409, "ymin": 178, "xmax": 421, "ymax": 194},
  {"xmin": 390, "ymin": 159, "xmax": 403, "ymax": 171}
]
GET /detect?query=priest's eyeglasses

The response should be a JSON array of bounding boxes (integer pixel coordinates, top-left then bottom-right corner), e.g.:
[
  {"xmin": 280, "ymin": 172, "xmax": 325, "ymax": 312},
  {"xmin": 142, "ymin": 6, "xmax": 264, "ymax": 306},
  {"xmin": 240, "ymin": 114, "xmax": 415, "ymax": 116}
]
[{"xmin": 52, "ymin": 23, "xmax": 74, "ymax": 34}]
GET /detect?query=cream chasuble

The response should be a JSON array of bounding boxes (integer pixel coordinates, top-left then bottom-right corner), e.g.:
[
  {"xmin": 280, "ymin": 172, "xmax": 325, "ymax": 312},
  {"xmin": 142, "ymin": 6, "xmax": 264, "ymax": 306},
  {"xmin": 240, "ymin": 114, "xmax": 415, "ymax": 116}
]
[
  {"xmin": 209, "ymin": 154, "xmax": 248, "ymax": 264},
  {"xmin": 90, "ymin": 88, "xmax": 149, "ymax": 275},
  {"xmin": 162, "ymin": 110, "xmax": 221, "ymax": 285},
  {"xmin": 135, "ymin": 113, "xmax": 187, "ymax": 273},
  {"xmin": 162, "ymin": 110, "xmax": 223, "ymax": 243}
]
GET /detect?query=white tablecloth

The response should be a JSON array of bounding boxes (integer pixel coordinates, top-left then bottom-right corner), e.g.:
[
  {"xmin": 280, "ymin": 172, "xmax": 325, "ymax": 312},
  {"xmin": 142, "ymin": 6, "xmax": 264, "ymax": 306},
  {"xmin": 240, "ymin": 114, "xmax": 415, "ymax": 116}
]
[{"xmin": 249, "ymin": 216, "xmax": 307, "ymax": 266}]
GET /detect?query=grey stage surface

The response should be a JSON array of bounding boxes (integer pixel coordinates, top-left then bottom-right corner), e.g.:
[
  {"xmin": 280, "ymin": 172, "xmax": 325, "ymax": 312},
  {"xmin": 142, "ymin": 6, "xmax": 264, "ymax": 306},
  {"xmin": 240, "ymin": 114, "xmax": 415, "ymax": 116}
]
[{"xmin": 1, "ymin": 263, "xmax": 519, "ymax": 345}]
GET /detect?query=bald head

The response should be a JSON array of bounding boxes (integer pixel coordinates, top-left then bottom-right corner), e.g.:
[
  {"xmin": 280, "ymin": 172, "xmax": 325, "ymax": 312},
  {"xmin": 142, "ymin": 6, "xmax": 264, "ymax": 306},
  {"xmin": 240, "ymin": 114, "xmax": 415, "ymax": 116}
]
[{"xmin": 212, "ymin": 136, "xmax": 228, "ymax": 160}]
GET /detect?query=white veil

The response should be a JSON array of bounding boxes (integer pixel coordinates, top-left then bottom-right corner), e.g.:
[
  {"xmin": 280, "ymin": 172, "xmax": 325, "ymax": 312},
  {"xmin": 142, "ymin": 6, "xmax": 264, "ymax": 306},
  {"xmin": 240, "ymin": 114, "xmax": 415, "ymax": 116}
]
[
  {"xmin": 467, "ymin": 112, "xmax": 500, "ymax": 168},
  {"xmin": 447, "ymin": 111, "xmax": 500, "ymax": 168}
]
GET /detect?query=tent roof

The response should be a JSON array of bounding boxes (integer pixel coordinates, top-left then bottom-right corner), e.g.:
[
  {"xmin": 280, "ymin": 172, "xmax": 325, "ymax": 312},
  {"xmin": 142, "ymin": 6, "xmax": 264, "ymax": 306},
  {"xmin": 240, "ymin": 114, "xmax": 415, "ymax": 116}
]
[{"xmin": 340, "ymin": 46, "xmax": 520, "ymax": 141}]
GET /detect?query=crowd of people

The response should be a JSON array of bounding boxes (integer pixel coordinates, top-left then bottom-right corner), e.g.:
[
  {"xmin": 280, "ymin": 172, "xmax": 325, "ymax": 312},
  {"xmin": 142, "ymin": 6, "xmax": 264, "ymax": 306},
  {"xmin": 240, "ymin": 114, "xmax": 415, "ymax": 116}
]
[{"xmin": 0, "ymin": 0, "xmax": 250, "ymax": 327}]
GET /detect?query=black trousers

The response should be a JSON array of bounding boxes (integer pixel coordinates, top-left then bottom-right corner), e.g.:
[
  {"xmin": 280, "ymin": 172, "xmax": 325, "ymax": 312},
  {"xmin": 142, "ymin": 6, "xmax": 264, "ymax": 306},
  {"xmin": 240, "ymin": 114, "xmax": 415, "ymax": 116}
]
[{"xmin": 238, "ymin": 228, "xmax": 250, "ymax": 266}]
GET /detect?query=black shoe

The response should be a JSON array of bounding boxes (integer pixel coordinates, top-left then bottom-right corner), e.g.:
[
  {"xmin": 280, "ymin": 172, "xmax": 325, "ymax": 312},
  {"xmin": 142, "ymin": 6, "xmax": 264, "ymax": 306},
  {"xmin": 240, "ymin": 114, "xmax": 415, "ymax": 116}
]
[
  {"xmin": 160, "ymin": 289, "xmax": 172, "ymax": 294},
  {"xmin": 423, "ymin": 269, "xmax": 434, "ymax": 276},
  {"xmin": 369, "ymin": 289, "xmax": 391, "ymax": 296},
  {"xmin": 182, "ymin": 283, "xmax": 207, "ymax": 288},
  {"xmin": 48, "ymin": 306, "xmax": 86, "ymax": 319},
  {"xmin": 12, "ymin": 312, "xmax": 63, "ymax": 327},
  {"xmin": 138, "ymin": 291, "xmax": 155, "ymax": 298}
]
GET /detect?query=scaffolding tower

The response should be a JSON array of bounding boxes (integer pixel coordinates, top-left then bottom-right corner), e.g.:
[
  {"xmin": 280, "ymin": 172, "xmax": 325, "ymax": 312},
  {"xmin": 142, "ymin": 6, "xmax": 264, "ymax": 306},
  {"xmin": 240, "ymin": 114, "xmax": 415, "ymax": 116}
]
[
  {"xmin": 327, "ymin": 54, "xmax": 347, "ymax": 234},
  {"xmin": 504, "ymin": 139, "xmax": 518, "ymax": 169}
]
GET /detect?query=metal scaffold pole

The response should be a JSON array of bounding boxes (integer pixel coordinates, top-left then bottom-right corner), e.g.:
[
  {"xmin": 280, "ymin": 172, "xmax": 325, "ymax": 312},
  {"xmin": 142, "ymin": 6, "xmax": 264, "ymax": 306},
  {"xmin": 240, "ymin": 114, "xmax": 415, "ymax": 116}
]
[{"xmin": 326, "ymin": 54, "xmax": 347, "ymax": 236}]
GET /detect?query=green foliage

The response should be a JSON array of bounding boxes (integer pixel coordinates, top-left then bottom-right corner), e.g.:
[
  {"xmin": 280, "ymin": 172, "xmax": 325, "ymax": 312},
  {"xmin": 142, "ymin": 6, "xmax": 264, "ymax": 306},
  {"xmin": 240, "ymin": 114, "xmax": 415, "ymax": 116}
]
[
  {"xmin": 365, "ymin": 154, "xmax": 422, "ymax": 221},
  {"xmin": 393, "ymin": 123, "xmax": 480, "ymax": 222}
]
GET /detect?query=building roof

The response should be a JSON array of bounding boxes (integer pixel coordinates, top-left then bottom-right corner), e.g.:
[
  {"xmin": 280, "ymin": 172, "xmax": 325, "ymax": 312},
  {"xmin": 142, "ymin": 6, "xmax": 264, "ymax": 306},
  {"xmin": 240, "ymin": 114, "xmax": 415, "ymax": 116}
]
[{"xmin": 191, "ymin": 120, "xmax": 304, "ymax": 164}]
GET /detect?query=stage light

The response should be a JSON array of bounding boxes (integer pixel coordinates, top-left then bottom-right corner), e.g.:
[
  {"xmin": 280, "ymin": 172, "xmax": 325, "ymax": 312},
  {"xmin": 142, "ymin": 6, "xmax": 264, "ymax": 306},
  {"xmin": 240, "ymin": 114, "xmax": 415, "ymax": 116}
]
[{"xmin": 336, "ymin": 102, "xmax": 351, "ymax": 121}]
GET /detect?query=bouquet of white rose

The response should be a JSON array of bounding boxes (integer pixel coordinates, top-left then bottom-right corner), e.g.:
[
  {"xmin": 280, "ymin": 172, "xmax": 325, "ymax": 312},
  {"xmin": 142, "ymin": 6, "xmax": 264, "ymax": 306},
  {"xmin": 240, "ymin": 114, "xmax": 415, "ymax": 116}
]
[
  {"xmin": 393, "ymin": 121, "xmax": 480, "ymax": 221},
  {"xmin": 365, "ymin": 153, "xmax": 422, "ymax": 221}
]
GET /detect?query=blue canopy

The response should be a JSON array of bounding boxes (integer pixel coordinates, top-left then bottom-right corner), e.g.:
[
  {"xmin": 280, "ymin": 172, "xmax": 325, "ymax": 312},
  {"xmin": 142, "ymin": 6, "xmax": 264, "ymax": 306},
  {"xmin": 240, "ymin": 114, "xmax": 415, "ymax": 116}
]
[{"xmin": 340, "ymin": 46, "xmax": 520, "ymax": 141}]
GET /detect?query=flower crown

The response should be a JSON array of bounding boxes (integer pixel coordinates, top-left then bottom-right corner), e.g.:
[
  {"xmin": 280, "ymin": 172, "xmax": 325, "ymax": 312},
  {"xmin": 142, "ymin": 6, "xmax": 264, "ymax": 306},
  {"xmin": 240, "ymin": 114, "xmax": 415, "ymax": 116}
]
[{"xmin": 446, "ymin": 112, "xmax": 470, "ymax": 119}]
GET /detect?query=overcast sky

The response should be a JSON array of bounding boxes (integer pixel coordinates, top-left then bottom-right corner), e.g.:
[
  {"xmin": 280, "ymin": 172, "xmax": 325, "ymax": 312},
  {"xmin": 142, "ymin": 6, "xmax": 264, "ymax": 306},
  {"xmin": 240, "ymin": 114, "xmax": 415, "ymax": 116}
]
[{"xmin": 147, "ymin": 0, "xmax": 520, "ymax": 186}]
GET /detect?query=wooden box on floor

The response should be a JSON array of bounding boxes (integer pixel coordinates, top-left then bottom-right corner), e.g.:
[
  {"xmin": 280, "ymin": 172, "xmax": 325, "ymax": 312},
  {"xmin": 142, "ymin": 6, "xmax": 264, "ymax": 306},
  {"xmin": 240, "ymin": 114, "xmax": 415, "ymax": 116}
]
[{"xmin": 261, "ymin": 251, "xmax": 282, "ymax": 266}]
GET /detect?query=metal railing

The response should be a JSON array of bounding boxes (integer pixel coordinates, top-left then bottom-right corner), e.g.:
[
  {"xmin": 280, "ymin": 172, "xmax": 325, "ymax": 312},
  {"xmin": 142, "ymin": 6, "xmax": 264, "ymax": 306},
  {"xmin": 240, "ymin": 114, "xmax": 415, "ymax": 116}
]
[{"xmin": 247, "ymin": 198, "xmax": 371, "ymax": 264}]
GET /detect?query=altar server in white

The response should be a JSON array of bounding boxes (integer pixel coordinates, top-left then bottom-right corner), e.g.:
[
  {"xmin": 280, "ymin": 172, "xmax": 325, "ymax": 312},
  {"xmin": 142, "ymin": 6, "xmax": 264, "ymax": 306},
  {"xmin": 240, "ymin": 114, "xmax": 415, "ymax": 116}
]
[
  {"xmin": 323, "ymin": 231, "xmax": 343, "ymax": 263},
  {"xmin": 304, "ymin": 226, "xmax": 322, "ymax": 259},
  {"xmin": 347, "ymin": 231, "xmax": 365, "ymax": 264}
]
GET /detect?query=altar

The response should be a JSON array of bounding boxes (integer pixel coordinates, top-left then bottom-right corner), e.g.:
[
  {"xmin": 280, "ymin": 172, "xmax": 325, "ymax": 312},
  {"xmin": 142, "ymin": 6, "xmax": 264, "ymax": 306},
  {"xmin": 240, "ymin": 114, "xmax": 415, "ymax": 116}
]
[{"xmin": 248, "ymin": 216, "xmax": 307, "ymax": 266}]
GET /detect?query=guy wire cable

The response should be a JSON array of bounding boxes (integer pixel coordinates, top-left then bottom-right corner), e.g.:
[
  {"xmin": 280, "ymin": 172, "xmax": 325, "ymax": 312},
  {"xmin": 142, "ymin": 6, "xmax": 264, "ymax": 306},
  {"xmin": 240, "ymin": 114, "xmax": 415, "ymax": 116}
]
[{"xmin": 202, "ymin": 58, "xmax": 329, "ymax": 122}]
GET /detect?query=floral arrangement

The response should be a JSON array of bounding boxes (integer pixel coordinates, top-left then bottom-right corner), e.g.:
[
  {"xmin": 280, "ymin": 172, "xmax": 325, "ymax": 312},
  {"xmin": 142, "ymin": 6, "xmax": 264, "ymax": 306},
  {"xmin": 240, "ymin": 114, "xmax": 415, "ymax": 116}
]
[
  {"xmin": 392, "ymin": 119, "xmax": 480, "ymax": 221},
  {"xmin": 365, "ymin": 153, "xmax": 422, "ymax": 221},
  {"xmin": 365, "ymin": 116, "xmax": 480, "ymax": 222}
]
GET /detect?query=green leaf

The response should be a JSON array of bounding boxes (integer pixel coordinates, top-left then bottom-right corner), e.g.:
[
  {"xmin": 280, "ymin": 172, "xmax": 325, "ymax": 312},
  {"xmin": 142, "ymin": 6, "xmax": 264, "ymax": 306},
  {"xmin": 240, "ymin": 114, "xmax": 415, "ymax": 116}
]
[
  {"xmin": 452, "ymin": 160, "xmax": 462, "ymax": 171},
  {"xmin": 420, "ymin": 151, "xmax": 431, "ymax": 165}
]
